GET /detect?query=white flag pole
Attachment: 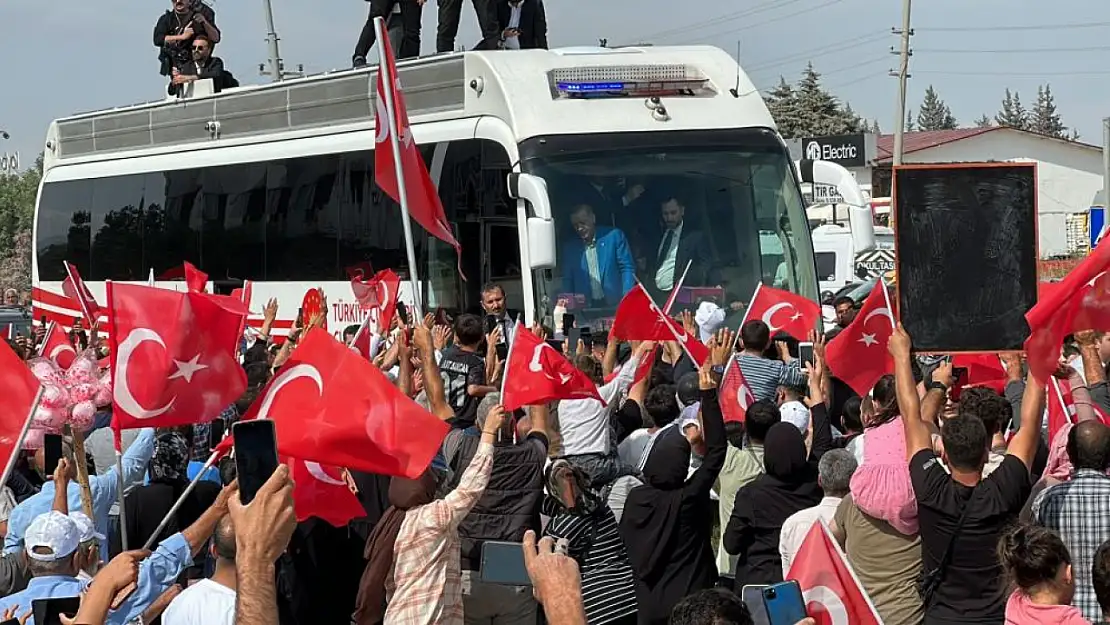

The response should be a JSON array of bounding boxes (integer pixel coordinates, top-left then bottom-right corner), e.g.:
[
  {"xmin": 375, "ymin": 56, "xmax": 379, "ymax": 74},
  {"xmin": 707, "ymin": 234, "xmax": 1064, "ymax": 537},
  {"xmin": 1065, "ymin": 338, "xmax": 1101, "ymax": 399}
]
[
  {"xmin": 636, "ymin": 279, "xmax": 699, "ymax": 365},
  {"xmin": 734, "ymin": 282, "xmax": 764, "ymax": 351},
  {"xmin": 374, "ymin": 16, "xmax": 424, "ymax": 322}
]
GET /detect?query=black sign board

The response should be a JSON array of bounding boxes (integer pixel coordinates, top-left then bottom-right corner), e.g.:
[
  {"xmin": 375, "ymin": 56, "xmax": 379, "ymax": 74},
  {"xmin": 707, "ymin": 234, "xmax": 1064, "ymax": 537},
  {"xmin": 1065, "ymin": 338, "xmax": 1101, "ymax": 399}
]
[
  {"xmin": 800, "ymin": 134, "xmax": 867, "ymax": 168},
  {"xmin": 894, "ymin": 163, "xmax": 1038, "ymax": 352}
]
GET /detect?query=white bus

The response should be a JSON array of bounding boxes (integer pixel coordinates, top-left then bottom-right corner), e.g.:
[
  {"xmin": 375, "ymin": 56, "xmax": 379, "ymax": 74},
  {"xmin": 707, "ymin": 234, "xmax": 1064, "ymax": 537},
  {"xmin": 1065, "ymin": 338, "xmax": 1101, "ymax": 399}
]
[{"xmin": 31, "ymin": 45, "xmax": 872, "ymax": 339}]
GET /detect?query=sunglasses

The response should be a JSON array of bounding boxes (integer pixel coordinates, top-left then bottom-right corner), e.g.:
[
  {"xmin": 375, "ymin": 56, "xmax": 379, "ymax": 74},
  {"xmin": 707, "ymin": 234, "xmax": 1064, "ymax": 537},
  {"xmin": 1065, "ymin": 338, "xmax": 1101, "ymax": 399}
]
[{"xmin": 193, "ymin": 46, "xmax": 208, "ymax": 51}]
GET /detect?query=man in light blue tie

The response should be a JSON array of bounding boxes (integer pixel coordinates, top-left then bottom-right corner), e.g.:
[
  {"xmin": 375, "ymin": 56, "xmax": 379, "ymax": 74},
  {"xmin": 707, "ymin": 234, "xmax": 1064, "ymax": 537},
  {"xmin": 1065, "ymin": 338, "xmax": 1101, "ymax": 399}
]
[{"xmin": 562, "ymin": 204, "xmax": 636, "ymax": 307}]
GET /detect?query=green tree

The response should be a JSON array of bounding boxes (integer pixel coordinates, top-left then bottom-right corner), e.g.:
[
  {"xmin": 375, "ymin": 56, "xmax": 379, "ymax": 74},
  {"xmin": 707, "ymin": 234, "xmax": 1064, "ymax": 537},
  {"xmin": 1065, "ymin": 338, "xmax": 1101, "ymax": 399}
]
[
  {"xmin": 916, "ymin": 85, "xmax": 957, "ymax": 130},
  {"xmin": 996, "ymin": 89, "xmax": 1029, "ymax": 129},
  {"xmin": 974, "ymin": 114, "xmax": 993, "ymax": 128},
  {"xmin": 764, "ymin": 77, "xmax": 804, "ymax": 139},
  {"xmin": 1030, "ymin": 84, "xmax": 1068, "ymax": 139},
  {"xmin": 0, "ymin": 154, "xmax": 42, "ymax": 291},
  {"xmin": 790, "ymin": 63, "xmax": 862, "ymax": 137},
  {"xmin": 905, "ymin": 109, "xmax": 915, "ymax": 132}
]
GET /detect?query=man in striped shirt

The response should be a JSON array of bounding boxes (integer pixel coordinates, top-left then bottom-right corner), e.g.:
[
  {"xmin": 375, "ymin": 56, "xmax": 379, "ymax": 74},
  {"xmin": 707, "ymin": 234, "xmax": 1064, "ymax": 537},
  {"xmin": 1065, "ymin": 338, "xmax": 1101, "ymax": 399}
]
[{"xmin": 735, "ymin": 320, "xmax": 806, "ymax": 402}]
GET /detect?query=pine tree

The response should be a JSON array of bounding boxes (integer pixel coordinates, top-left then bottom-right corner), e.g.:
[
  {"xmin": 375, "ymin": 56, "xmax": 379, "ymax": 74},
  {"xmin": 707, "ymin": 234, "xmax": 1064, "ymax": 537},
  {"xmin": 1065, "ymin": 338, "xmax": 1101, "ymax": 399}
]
[
  {"xmin": 996, "ymin": 89, "xmax": 1029, "ymax": 129},
  {"xmin": 792, "ymin": 63, "xmax": 861, "ymax": 137},
  {"xmin": 974, "ymin": 114, "xmax": 993, "ymax": 128},
  {"xmin": 905, "ymin": 109, "xmax": 915, "ymax": 132},
  {"xmin": 1030, "ymin": 84, "xmax": 1068, "ymax": 139},
  {"xmin": 916, "ymin": 85, "xmax": 958, "ymax": 131},
  {"xmin": 765, "ymin": 77, "xmax": 803, "ymax": 139}
]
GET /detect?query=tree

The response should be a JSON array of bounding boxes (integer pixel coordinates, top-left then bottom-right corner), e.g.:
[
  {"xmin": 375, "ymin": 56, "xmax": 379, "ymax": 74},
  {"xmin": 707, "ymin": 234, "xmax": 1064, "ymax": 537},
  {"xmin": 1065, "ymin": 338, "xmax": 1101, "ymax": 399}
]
[
  {"xmin": 996, "ymin": 89, "xmax": 1029, "ymax": 129},
  {"xmin": 916, "ymin": 85, "xmax": 958, "ymax": 131},
  {"xmin": 766, "ymin": 64, "xmax": 862, "ymax": 138},
  {"xmin": 905, "ymin": 109, "xmax": 914, "ymax": 132},
  {"xmin": 0, "ymin": 154, "xmax": 42, "ymax": 292},
  {"xmin": 974, "ymin": 114, "xmax": 993, "ymax": 128},
  {"xmin": 1030, "ymin": 84, "xmax": 1069, "ymax": 139},
  {"xmin": 765, "ymin": 77, "xmax": 804, "ymax": 139}
]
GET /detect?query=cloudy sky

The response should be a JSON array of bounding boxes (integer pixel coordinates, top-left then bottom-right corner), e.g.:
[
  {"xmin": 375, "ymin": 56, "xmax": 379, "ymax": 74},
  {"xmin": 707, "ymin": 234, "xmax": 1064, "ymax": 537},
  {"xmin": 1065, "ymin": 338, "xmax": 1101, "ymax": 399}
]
[{"xmin": 1, "ymin": 0, "xmax": 1108, "ymax": 162}]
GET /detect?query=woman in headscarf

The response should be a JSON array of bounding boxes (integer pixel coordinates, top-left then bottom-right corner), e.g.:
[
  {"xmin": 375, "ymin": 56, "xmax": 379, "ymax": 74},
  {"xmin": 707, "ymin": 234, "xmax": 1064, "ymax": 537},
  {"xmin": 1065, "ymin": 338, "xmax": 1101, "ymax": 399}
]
[
  {"xmin": 543, "ymin": 459, "xmax": 638, "ymax": 624},
  {"xmin": 724, "ymin": 422, "xmax": 823, "ymax": 589},
  {"xmin": 619, "ymin": 362, "xmax": 726, "ymax": 625},
  {"xmin": 353, "ymin": 405, "xmax": 504, "ymax": 625}
]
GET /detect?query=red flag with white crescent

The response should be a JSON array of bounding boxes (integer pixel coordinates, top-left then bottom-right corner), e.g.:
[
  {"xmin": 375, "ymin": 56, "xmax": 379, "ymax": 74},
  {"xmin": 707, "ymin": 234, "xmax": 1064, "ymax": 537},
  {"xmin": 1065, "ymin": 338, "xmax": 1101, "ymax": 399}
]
[
  {"xmin": 40, "ymin": 321, "xmax": 77, "ymax": 370},
  {"xmin": 719, "ymin": 358, "xmax": 755, "ymax": 423},
  {"xmin": 62, "ymin": 262, "xmax": 101, "ymax": 326},
  {"xmin": 742, "ymin": 283, "xmax": 821, "ymax": 339},
  {"xmin": 786, "ymin": 521, "xmax": 882, "ymax": 625},
  {"xmin": 502, "ymin": 324, "xmax": 603, "ymax": 412},
  {"xmin": 284, "ymin": 456, "xmax": 365, "ymax": 527}
]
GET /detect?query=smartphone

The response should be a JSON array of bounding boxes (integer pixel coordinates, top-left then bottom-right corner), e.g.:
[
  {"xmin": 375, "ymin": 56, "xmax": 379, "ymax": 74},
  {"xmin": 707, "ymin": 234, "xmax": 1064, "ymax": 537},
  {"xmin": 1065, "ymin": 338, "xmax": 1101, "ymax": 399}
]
[
  {"xmin": 479, "ymin": 540, "xmax": 532, "ymax": 586},
  {"xmin": 797, "ymin": 341, "xmax": 814, "ymax": 367},
  {"xmin": 740, "ymin": 585, "xmax": 771, "ymax": 625},
  {"xmin": 951, "ymin": 366, "xmax": 968, "ymax": 386},
  {"xmin": 562, "ymin": 313, "xmax": 575, "ymax": 338},
  {"xmin": 32, "ymin": 597, "xmax": 81, "ymax": 625},
  {"xmin": 295, "ymin": 307, "xmax": 304, "ymax": 327},
  {"xmin": 396, "ymin": 301, "xmax": 410, "ymax": 326},
  {"xmin": 44, "ymin": 434, "xmax": 63, "ymax": 477},
  {"xmin": 484, "ymin": 314, "xmax": 499, "ymax": 337},
  {"xmin": 209, "ymin": 419, "xmax": 227, "ymax": 451},
  {"xmin": 579, "ymin": 327, "xmax": 593, "ymax": 351},
  {"xmin": 232, "ymin": 420, "xmax": 279, "ymax": 505},
  {"xmin": 762, "ymin": 581, "xmax": 807, "ymax": 625}
]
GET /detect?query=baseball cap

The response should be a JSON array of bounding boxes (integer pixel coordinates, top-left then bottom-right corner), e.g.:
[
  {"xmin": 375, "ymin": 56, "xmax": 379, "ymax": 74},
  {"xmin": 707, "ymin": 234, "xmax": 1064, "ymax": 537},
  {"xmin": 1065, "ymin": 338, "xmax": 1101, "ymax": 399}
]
[
  {"xmin": 779, "ymin": 400, "xmax": 811, "ymax": 435},
  {"xmin": 68, "ymin": 512, "xmax": 105, "ymax": 544},
  {"xmin": 25, "ymin": 511, "xmax": 80, "ymax": 562}
]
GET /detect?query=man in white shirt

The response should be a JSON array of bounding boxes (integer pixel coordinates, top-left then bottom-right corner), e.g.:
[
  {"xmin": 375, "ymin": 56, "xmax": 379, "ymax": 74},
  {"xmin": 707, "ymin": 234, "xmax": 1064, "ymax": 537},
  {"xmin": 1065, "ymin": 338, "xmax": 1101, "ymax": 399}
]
[
  {"xmin": 651, "ymin": 195, "xmax": 712, "ymax": 298},
  {"xmin": 163, "ymin": 515, "xmax": 237, "ymax": 625},
  {"xmin": 778, "ymin": 448, "xmax": 857, "ymax": 574},
  {"xmin": 496, "ymin": 0, "xmax": 548, "ymax": 50}
]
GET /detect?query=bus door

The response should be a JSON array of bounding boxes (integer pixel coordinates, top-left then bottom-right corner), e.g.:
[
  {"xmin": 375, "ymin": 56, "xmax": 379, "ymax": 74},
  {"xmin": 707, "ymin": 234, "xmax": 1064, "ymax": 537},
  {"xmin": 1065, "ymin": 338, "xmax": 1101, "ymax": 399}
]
[{"xmin": 481, "ymin": 217, "xmax": 523, "ymax": 309}]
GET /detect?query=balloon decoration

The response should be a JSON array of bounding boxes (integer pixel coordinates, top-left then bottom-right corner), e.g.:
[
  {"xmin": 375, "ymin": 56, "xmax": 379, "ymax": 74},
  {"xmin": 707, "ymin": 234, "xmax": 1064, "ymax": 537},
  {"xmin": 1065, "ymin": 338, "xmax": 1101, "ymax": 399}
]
[{"xmin": 23, "ymin": 349, "xmax": 112, "ymax": 450}]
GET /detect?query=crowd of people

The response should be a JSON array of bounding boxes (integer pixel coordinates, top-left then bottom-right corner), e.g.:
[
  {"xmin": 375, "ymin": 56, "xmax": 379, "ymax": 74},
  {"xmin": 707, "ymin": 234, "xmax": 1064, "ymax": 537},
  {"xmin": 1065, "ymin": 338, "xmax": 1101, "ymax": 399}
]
[{"xmin": 4, "ymin": 273, "xmax": 1110, "ymax": 625}]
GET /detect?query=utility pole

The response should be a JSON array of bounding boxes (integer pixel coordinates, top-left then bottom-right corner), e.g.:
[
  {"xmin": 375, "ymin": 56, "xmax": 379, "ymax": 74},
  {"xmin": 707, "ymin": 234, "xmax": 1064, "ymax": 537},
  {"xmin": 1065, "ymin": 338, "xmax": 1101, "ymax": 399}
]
[
  {"xmin": 890, "ymin": 0, "xmax": 913, "ymax": 165},
  {"xmin": 259, "ymin": 0, "xmax": 304, "ymax": 82},
  {"xmin": 1103, "ymin": 117, "xmax": 1109, "ymax": 221}
]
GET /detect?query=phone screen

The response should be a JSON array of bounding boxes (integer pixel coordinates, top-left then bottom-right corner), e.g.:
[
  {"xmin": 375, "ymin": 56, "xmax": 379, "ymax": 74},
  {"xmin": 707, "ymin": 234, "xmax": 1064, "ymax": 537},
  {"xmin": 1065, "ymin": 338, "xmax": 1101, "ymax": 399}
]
[
  {"xmin": 209, "ymin": 419, "xmax": 227, "ymax": 451},
  {"xmin": 562, "ymin": 313, "xmax": 576, "ymax": 338},
  {"xmin": 44, "ymin": 434, "xmax": 63, "ymax": 476},
  {"xmin": 797, "ymin": 342, "xmax": 814, "ymax": 367},
  {"xmin": 740, "ymin": 585, "xmax": 771, "ymax": 625},
  {"xmin": 33, "ymin": 597, "xmax": 81, "ymax": 625},
  {"xmin": 396, "ymin": 301, "xmax": 409, "ymax": 326},
  {"xmin": 479, "ymin": 541, "xmax": 531, "ymax": 586},
  {"xmin": 762, "ymin": 581, "xmax": 807, "ymax": 625},
  {"xmin": 233, "ymin": 420, "xmax": 279, "ymax": 505}
]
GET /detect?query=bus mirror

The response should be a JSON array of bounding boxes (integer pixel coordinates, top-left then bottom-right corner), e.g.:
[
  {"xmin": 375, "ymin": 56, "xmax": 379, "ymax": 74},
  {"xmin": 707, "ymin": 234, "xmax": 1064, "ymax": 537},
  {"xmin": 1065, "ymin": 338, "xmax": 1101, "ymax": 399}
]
[
  {"xmin": 796, "ymin": 158, "xmax": 876, "ymax": 253},
  {"xmin": 848, "ymin": 206, "xmax": 876, "ymax": 254},
  {"xmin": 507, "ymin": 173, "xmax": 553, "ymax": 220},
  {"xmin": 527, "ymin": 217, "xmax": 557, "ymax": 269}
]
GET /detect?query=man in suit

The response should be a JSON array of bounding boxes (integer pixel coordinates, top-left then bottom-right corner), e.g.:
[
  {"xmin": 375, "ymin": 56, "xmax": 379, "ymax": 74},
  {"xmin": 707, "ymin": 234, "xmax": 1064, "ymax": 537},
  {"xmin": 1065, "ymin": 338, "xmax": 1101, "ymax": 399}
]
[
  {"xmin": 651, "ymin": 194, "xmax": 714, "ymax": 298},
  {"xmin": 562, "ymin": 204, "xmax": 636, "ymax": 308},
  {"xmin": 495, "ymin": 0, "xmax": 548, "ymax": 49},
  {"xmin": 480, "ymin": 282, "xmax": 517, "ymax": 347}
]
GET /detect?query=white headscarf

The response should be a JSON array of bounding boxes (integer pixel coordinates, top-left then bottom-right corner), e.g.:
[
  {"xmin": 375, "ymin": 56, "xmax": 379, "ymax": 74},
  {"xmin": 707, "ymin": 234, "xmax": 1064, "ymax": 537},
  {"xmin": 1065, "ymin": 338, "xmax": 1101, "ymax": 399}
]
[{"xmin": 695, "ymin": 301, "xmax": 726, "ymax": 343}]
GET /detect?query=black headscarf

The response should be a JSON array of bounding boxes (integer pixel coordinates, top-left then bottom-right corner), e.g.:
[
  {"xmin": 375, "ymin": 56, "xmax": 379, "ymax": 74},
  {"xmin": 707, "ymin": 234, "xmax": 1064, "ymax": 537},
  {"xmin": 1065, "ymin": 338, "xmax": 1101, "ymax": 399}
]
[
  {"xmin": 621, "ymin": 427, "xmax": 690, "ymax": 584},
  {"xmin": 760, "ymin": 422, "xmax": 822, "ymax": 502}
]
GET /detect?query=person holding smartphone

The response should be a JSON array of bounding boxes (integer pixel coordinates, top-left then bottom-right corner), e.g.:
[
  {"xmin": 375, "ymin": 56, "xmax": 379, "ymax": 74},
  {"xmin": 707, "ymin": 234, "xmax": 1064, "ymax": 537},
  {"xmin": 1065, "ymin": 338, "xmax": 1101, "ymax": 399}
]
[{"xmin": 495, "ymin": 0, "xmax": 548, "ymax": 49}]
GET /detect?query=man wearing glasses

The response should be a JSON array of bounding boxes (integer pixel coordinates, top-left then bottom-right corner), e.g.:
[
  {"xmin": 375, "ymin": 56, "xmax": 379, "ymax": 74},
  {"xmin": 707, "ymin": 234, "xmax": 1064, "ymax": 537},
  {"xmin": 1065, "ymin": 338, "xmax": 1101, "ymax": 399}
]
[{"xmin": 170, "ymin": 36, "xmax": 236, "ymax": 96}]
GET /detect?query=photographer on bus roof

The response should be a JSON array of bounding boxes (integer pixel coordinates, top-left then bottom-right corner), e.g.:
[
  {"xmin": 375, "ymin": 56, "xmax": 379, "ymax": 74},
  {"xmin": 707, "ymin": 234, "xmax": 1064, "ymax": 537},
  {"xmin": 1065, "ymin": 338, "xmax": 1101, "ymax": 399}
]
[{"xmin": 154, "ymin": 0, "xmax": 221, "ymax": 79}]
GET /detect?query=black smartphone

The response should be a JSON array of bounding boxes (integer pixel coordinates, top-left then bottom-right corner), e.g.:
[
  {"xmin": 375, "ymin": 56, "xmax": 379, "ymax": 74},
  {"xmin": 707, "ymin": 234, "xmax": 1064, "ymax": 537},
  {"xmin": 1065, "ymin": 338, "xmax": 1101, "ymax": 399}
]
[
  {"xmin": 44, "ymin": 434, "xmax": 63, "ymax": 476},
  {"xmin": 740, "ymin": 585, "xmax": 771, "ymax": 625},
  {"xmin": 233, "ymin": 420, "xmax": 279, "ymax": 505},
  {"xmin": 33, "ymin": 597, "xmax": 81, "ymax": 625},
  {"xmin": 209, "ymin": 419, "xmax": 227, "ymax": 451},
  {"xmin": 479, "ymin": 541, "xmax": 531, "ymax": 586},
  {"xmin": 579, "ymin": 327, "xmax": 593, "ymax": 350},
  {"xmin": 295, "ymin": 307, "xmax": 304, "ymax": 327},
  {"xmin": 562, "ymin": 313, "xmax": 575, "ymax": 337},
  {"xmin": 396, "ymin": 301, "xmax": 410, "ymax": 326},
  {"xmin": 762, "ymin": 581, "xmax": 807, "ymax": 625},
  {"xmin": 951, "ymin": 366, "xmax": 968, "ymax": 386},
  {"xmin": 797, "ymin": 341, "xmax": 814, "ymax": 367},
  {"xmin": 484, "ymin": 314, "xmax": 499, "ymax": 336}
]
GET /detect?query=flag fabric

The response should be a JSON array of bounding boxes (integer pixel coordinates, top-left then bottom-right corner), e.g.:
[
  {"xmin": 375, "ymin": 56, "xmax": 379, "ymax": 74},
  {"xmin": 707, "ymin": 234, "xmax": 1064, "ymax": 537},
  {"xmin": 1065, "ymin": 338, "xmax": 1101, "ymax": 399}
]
[
  {"xmin": 0, "ymin": 339, "xmax": 42, "ymax": 472},
  {"xmin": 229, "ymin": 328, "xmax": 449, "ymax": 478},
  {"xmin": 108, "ymin": 283, "xmax": 247, "ymax": 430},
  {"xmin": 352, "ymin": 269, "xmax": 401, "ymax": 333},
  {"xmin": 610, "ymin": 285, "xmax": 708, "ymax": 366},
  {"xmin": 952, "ymin": 353, "xmax": 1007, "ymax": 387},
  {"xmin": 743, "ymin": 283, "xmax": 821, "ymax": 340},
  {"xmin": 345, "ymin": 262, "xmax": 375, "ymax": 282},
  {"xmin": 373, "ymin": 18, "xmax": 462, "ymax": 262},
  {"xmin": 825, "ymin": 285, "xmax": 895, "ymax": 396},
  {"xmin": 183, "ymin": 262, "xmax": 208, "ymax": 293},
  {"xmin": 786, "ymin": 521, "xmax": 882, "ymax": 625},
  {"xmin": 285, "ymin": 456, "xmax": 365, "ymax": 527},
  {"xmin": 61, "ymin": 262, "xmax": 101, "ymax": 326},
  {"xmin": 502, "ymin": 324, "xmax": 603, "ymax": 411},
  {"xmin": 40, "ymin": 321, "xmax": 77, "ymax": 370},
  {"xmin": 719, "ymin": 358, "xmax": 755, "ymax": 423},
  {"xmin": 1047, "ymin": 377, "xmax": 1077, "ymax": 446},
  {"xmin": 230, "ymin": 281, "xmax": 253, "ymax": 340},
  {"xmin": 1026, "ymin": 240, "xmax": 1110, "ymax": 382}
]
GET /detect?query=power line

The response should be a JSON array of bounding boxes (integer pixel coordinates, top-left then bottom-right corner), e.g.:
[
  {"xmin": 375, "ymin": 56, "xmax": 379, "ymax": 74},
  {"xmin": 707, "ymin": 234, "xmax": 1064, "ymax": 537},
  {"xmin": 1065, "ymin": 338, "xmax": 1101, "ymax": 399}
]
[
  {"xmin": 917, "ymin": 45, "xmax": 1110, "ymax": 54},
  {"xmin": 914, "ymin": 69, "xmax": 1110, "ymax": 76},
  {"xmin": 683, "ymin": 0, "xmax": 843, "ymax": 45},
  {"xmin": 753, "ymin": 56, "xmax": 888, "ymax": 92},
  {"xmin": 632, "ymin": 0, "xmax": 809, "ymax": 43},
  {"xmin": 915, "ymin": 20, "xmax": 1110, "ymax": 32},
  {"xmin": 746, "ymin": 31, "xmax": 887, "ymax": 72}
]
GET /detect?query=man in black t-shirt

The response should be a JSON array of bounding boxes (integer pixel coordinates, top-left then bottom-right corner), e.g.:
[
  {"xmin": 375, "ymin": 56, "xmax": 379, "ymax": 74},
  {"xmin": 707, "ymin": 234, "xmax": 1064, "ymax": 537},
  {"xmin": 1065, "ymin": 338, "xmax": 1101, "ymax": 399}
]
[
  {"xmin": 153, "ymin": 0, "xmax": 221, "ymax": 77},
  {"xmin": 438, "ymin": 313, "xmax": 498, "ymax": 428},
  {"xmin": 889, "ymin": 325, "xmax": 1043, "ymax": 625}
]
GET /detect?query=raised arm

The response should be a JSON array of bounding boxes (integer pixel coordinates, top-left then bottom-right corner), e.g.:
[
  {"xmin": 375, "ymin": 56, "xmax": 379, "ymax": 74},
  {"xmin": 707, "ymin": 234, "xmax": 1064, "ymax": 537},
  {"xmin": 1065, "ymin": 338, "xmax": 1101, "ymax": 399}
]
[
  {"xmin": 1008, "ymin": 365, "xmax": 1046, "ymax": 471},
  {"xmin": 890, "ymin": 325, "xmax": 931, "ymax": 459},
  {"xmin": 413, "ymin": 326, "xmax": 454, "ymax": 421},
  {"xmin": 430, "ymin": 406, "xmax": 506, "ymax": 527}
]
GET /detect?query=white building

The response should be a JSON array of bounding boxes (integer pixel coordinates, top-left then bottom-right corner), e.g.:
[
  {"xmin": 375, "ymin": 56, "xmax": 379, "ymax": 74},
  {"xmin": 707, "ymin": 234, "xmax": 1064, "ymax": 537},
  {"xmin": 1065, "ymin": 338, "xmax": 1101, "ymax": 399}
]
[{"xmin": 870, "ymin": 127, "xmax": 1105, "ymax": 258}]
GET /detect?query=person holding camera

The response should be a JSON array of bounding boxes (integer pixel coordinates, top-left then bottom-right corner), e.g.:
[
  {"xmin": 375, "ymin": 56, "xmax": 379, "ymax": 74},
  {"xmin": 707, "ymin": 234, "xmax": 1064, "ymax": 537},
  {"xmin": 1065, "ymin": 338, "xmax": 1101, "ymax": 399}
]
[{"xmin": 154, "ymin": 0, "xmax": 222, "ymax": 79}]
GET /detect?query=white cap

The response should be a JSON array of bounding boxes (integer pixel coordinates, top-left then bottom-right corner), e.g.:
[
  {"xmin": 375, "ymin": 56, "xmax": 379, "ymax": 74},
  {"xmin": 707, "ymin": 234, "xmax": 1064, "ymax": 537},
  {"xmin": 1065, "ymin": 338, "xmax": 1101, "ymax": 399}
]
[
  {"xmin": 25, "ymin": 511, "xmax": 80, "ymax": 562},
  {"xmin": 695, "ymin": 302, "xmax": 726, "ymax": 343},
  {"xmin": 780, "ymin": 400, "xmax": 811, "ymax": 435},
  {"xmin": 68, "ymin": 512, "xmax": 105, "ymax": 544}
]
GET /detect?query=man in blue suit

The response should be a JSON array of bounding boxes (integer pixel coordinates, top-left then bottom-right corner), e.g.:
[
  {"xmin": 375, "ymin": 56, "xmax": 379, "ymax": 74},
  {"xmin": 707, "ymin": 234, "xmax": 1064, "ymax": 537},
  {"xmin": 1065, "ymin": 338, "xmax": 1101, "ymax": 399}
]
[{"xmin": 562, "ymin": 203, "xmax": 636, "ymax": 307}]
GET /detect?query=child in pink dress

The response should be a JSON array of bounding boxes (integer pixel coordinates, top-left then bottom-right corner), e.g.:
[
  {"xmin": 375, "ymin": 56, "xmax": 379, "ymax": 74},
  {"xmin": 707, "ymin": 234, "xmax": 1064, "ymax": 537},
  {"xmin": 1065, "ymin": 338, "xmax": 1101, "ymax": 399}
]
[{"xmin": 847, "ymin": 376, "xmax": 918, "ymax": 535}]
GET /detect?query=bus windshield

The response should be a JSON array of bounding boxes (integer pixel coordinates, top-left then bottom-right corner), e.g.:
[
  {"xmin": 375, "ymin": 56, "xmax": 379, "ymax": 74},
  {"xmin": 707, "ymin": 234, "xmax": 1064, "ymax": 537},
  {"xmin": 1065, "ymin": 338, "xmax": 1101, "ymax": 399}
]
[{"xmin": 519, "ymin": 128, "xmax": 816, "ymax": 331}]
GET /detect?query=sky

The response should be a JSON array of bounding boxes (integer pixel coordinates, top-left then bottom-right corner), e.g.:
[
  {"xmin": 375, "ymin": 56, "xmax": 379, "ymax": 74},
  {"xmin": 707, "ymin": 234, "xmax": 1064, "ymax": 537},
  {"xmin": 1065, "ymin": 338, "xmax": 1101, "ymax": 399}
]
[{"xmin": 1, "ymin": 0, "xmax": 1108, "ymax": 164}]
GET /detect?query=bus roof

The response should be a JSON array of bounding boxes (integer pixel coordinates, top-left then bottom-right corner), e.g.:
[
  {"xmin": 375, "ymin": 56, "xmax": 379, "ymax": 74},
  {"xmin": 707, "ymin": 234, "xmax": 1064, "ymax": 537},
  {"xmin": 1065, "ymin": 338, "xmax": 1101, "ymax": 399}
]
[{"xmin": 43, "ymin": 45, "xmax": 773, "ymax": 170}]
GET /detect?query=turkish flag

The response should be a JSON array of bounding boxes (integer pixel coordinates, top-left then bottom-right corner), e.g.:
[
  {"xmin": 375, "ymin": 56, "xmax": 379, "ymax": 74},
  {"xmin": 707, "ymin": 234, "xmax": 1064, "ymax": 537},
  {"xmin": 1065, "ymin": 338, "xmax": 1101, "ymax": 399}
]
[
  {"xmin": 825, "ymin": 285, "xmax": 895, "ymax": 396},
  {"xmin": 232, "ymin": 328, "xmax": 449, "ymax": 478},
  {"xmin": 610, "ymin": 285, "xmax": 708, "ymax": 366},
  {"xmin": 62, "ymin": 262, "xmax": 101, "ymax": 326},
  {"xmin": 284, "ymin": 456, "xmax": 365, "ymax": 527},
  {"xmin": 373, "ymin": 19, "xmax": 462, "ymax": 266},
  {"xmin": 1047, "ymin": 377, "xmax": 1077, "ymax": 446},
  {"xmin": 40, "ymin": 321, "xmax": 76, "ymax": 370},
  {"xmin": 183, "ymin": 262, "xmax": 208, "ymax": 293},
  {"xmin": 345, "ymin": 262, "xmax": 375, "ymax": 282},
  {"xmin": 502, "ymin": 324, "xmax": 603, "ymax": 411},
  {"xmin": 0, "ymin": 339, "xmax": 42, "ymax": 466},
  {"xmin": 743, "ymin": 284, "xmax": 821, "ymax": 340},
  {"xmin": 786, "ymin": 521, "xmax": 882, "ymax": 625},
  {"xmin": 352, "ymin": 269, "xmax": 401, "ymax": 334},
  {"xmin": 107, "ymin": 282, "xmax": 248, "ymax": 430},
  {"xmin": 719, "ymin": 358, "xmax": 755, "ymax": 423},
  {"xmin": 1026, "ymin": 240, "xmax": 1110, "ymax": 382},
  {"xmin": 952, "ymin": 353, "xmax": 1006, "ymax": 387},
  {"xmin": 230, "ymin": 280, "xmax": 253, "ymax": 340}
]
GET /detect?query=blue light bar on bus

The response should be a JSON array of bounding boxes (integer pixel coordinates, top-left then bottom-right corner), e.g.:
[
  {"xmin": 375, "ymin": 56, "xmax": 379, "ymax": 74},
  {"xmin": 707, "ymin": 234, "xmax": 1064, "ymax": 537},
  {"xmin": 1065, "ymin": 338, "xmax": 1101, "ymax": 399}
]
[{"xmin": 548, "ymin": 64, "xmax": 715, "ymax": 99}]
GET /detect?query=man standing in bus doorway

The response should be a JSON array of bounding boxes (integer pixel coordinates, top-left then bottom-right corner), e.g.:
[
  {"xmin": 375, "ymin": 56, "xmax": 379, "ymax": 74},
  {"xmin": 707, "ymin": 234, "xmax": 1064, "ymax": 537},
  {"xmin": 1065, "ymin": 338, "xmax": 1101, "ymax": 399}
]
[
  {"xmin": 480, "ymin": 283, "xmax": 516, "ymax": 347},
  {"xmin": 436, "ymin": 0, "xmax": 502, "ymax": 52},
  {"xmin": 651, "ymin": 194, "xmax": 713, "ymax": 300}
]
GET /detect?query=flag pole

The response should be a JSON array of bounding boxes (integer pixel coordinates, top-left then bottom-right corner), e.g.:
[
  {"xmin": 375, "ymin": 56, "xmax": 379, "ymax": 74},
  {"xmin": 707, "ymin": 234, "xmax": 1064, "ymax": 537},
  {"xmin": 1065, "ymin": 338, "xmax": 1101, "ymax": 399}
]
[
  {"xmin": 1050, "ymin": 377, "xmax": 1074, "ymax": 425},
  {"xmin": 0, "ymin": 387, "xmax": 44, "ymax": 490},
  {"xmin": 733, "ymin": 282, "xmax": 764, "ymax": 351},
  {"xmin": 636, "ymin": 279, "xmax": 699, "ymax": 365},
  {"xmin": 142, "ymin": 448, "xmax": 221, "ymax": 551},
  {"xmin": 115, "ymin": 449, "xmax": 129, "ymax": 551},
  {"xmin": 374, "ymin": 16, "xmax": 424, "ymax": 322},
  {"xmin": 499, "ymin": 316, "xmax": 520, "ymax": 399},
  {"xmin": 36, "ymin": 321, "xmax": 54, "ymax": 358}
]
